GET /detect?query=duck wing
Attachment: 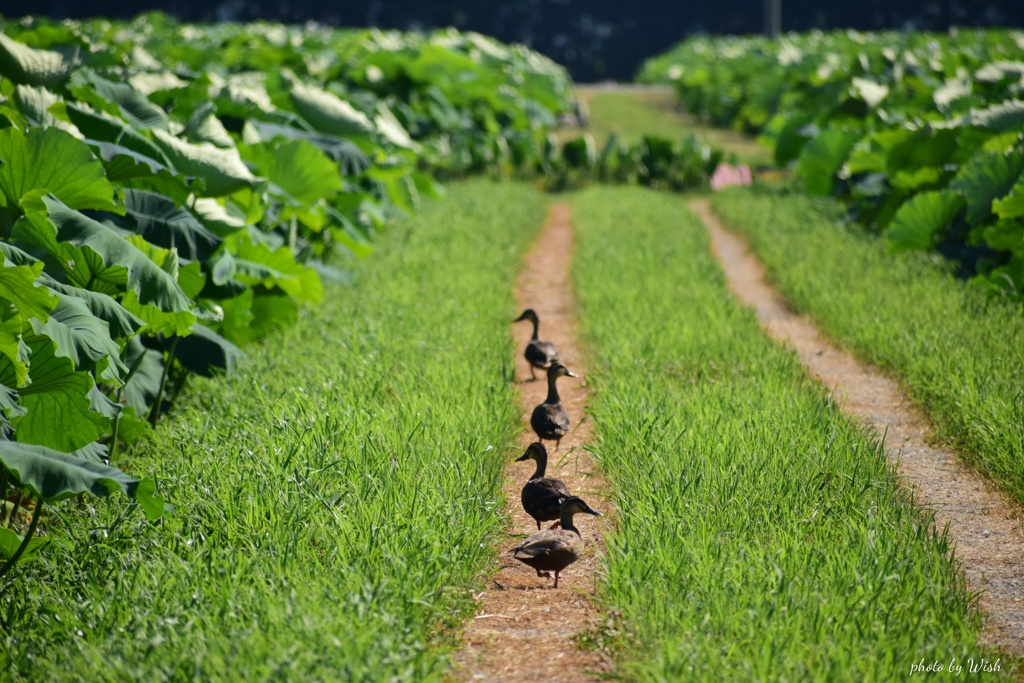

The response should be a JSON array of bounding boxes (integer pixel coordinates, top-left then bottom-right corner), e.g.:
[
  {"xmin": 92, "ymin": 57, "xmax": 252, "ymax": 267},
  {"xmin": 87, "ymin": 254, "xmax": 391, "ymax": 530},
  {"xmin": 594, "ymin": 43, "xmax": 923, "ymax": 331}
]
[
  {"xmin": 525, "ymin": 340, "xmax": 559, "ymax": 368},
  {"xmin": 512, "ymin": 530, "xmax": 583, "ymax": 572},
  {"xmin": 530, "ymin": 403, "xmax": 571, "ymax": 440},
  {"xmin": 521, "ymin": 477, "xmax": 570, "ymax": 523}
]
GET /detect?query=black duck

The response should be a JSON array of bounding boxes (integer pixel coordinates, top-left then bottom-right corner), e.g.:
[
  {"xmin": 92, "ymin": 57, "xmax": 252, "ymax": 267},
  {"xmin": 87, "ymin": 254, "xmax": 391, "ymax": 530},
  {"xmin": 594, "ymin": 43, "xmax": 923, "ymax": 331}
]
[
  {"xmin": 517, "ymin": 442, "xmax": 571, "ymax": 530},
  {"xmin": 511, "ymin": 496, "xmax": 601, "ymax": 588},
  {"xmin": 513, "ymin": 309, "xmax": 559, "ymax": 380},
  {"xmin": 530, "ymin": 362, "xmax": 576, "ymax": 450}
]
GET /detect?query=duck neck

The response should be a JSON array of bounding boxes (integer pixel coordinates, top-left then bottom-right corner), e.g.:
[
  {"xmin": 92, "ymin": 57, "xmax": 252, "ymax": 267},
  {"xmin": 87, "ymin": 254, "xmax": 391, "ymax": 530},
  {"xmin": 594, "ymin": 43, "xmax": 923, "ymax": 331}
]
[
  {"xmin": 529, "ymin": 317, "xmax": 539, "ymax": 341},
  {"xmin": 545, "ymin": 372, "xmax": 561, "ymax": 404},
  {"xmin": 530, "ymin": 451, "xmax": 548, "ymax": 480},
  {"xmin": 560, "ymin": 512, "xmax": 581, "ymax": 537}
]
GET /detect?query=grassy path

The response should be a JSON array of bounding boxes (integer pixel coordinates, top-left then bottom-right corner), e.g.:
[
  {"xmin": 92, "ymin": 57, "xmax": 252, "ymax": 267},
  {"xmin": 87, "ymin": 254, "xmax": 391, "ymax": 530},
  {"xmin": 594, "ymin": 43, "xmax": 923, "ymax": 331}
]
[
  {"xmin": 572, "ymin": 186, "xmax": 1004, "ymax": 680},
  {"xmin": 1, "ymin": 180, "xmax": 545, "ymax": 681},
  {"xmin": 694, "ymin": 198, "xmax": 1024, "ymax": 657},
  {"xmin": 710, "ymin": 188, "xmax": 1024, "ymax": 510},
  {"xmin": 454, "ymin": 204, "xmax": 613, "ymax": 681}
]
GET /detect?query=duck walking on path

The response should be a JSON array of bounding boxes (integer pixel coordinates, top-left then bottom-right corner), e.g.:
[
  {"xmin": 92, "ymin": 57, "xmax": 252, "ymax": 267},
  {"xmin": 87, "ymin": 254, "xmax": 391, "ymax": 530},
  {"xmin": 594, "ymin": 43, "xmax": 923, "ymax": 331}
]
[
  {"xmin": 513, "ymin": 309, "xmax": 559, "ymax": 381},
  {"xmin": 530, "ymin": 362, "xmax": 576, "ymax": 450},
  {"xmin": 517, "ymin": 442, "xmax": 571, "ymax": 530},
  {"xmin": 511, "ymin": 496, "xmax": 601, "ymax": 588}
]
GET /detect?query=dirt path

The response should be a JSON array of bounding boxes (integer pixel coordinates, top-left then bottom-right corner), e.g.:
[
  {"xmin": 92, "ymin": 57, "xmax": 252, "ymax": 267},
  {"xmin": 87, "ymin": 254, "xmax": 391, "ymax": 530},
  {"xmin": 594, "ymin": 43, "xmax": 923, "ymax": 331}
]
[
  {"xmin": 691, "ymin": 199, "xmax": 1024, "ymax": 657},
  {"xmin": 451, "ymin": 204, "xmax": 613, "ymax": 681}
]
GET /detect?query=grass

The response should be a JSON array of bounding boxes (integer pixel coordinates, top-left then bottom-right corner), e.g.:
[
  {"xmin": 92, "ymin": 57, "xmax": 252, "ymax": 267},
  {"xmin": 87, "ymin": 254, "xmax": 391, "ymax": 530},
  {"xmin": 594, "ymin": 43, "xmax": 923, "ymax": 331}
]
[
  {"xmin": 711, "ymin": 185, "xmax": 1024, "ymax": 508},
  {"xmin": 572, "ymin": 186, "xmax": 1005, "ymax": 681},
  {"xmin": 0, "ymin": 180, "xmax": 547, "ymax": 681},
  {"xmin": 570, "ymin": 87, "xmax": 773, "ymax": 167}
]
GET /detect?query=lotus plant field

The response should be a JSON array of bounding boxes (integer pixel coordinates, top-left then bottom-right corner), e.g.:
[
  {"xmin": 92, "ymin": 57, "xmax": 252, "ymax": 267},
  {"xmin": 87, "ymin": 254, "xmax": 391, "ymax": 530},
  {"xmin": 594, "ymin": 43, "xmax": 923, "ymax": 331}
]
[
  {"xmin": 641, "ymin": 30, "xmax": 1024, "ymax": 298},
  {"xmin": 0, "ymin": 13, "xmax": 574, "ymax": 573}
]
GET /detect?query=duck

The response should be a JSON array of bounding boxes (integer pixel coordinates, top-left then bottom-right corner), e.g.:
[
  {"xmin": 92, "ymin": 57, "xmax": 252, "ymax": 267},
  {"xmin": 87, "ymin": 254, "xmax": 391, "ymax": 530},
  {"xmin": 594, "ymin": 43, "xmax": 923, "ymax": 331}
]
[
  {"xmin": 513, "ymin": 309, "xmax": 559, "ymax": 380},
  {"xmin": 530, "ymin": 362, "xmax": 576, "ymax": 450},
  {"xmin": 517, "ymin": 442, "xmax": 571, "ymax": 530},
  {"xmin": 511, "ymin": 496, "xmax": 601, "ymax": 588}
]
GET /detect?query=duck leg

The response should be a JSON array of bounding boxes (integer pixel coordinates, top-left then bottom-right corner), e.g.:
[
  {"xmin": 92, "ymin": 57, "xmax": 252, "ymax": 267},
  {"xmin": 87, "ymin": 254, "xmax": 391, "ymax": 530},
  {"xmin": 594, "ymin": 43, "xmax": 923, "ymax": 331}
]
[
  {"xmin": 548, "ymin": 520, "xmax": 561, "ymax": 529},
  {"xmin": 536, "ymin": 520, "xmax": 542, "ymax": 530},
  {"xmin": 553, "ymin": 571, "xmax": 560, "ymax": 589},
  {"xmin": 529, "ymin": 365, "xmax": 537, "ymax": 380},
  {"xmin": 555, "ymin": 437, "xmax": 562, "ymax": 451},
  {"xmin": 535, "ymin": 569, "xmax": 551, "ymax": 579}
]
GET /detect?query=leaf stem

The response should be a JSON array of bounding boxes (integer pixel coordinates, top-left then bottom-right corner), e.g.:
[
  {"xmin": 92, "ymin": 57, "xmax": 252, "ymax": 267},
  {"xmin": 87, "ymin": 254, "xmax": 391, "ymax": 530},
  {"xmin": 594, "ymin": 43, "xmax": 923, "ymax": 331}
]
[
  {"xmin": 6, "ymin": 490, "xmax": 23, "ymax": 527},
  {"xmin": 0, "ymin": 496, "xmax": 43, "ymax": 581},
  {"xmin": 148, "ymin": 336, "xmax": 181, "ymax": 427},
  {"xmin": 110, "ymin": 349, "xmax": 150, "ymax": 464}
]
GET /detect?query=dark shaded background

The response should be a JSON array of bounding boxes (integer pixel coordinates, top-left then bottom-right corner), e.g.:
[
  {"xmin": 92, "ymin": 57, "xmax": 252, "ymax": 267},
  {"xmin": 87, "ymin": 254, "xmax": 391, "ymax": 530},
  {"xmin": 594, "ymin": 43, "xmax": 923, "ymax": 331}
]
[{"xmin": 3, "ymin": 1, "xmax": 1022, "ymax": 81}]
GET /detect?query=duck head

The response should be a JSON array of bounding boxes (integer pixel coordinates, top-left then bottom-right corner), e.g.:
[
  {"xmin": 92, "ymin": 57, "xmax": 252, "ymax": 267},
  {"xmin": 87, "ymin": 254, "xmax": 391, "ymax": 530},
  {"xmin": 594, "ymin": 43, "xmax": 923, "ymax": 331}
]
[
  {"xmin": 561, "ymin": 496, "xmax": 602, "ymax": 517},
  {"xmin": 548, "ymin": 362, "xmax": 577, "ymax": 379},
  {"xmin": 513, "ymin": 308, "xmax": 539, "ymax": 324},
  {"xmin": 516, "ymin": 442, "xmax": 547, "ymax": 462}
]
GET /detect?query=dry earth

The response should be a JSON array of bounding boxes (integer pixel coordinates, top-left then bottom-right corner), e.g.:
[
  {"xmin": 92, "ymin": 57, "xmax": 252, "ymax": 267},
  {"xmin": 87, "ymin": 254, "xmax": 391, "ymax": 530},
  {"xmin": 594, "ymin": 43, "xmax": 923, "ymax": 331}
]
[
  {"xmin": 451, "ymin": 204, "xmax": 614, "ymax": 681},
  {"xmin": 692, "ymin": 199, "xmax": 1024, "ymax": 658}
]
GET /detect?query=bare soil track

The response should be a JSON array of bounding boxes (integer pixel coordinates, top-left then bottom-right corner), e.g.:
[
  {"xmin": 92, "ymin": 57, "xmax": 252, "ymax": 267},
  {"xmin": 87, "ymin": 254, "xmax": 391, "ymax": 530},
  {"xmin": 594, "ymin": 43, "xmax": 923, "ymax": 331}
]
[
  {"xmin": 451, "ymin": 204, "xmax": 613, "ymax": 681},
  {"xmin": 692, "ymin": 199, "xmax": 1024, "ymax": 658}
]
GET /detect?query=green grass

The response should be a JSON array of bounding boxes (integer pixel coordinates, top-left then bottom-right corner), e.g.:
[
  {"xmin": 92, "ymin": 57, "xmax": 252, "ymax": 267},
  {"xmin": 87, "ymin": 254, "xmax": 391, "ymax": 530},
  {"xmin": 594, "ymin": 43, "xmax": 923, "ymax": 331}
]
[
  {"xmin": 0, "ymin": 180, "xmax": 546, "ymax": 681},
  {"xmin": 711, "ymin": 185, "xmax": 1024, "ymax": 507},
  {"xmin": 572, "ymin": 186, "xmax": 1004, "ymax": 681},
  {"xmin": 571, "ymin": 87, "xmax": 772, "ymax": 167}
]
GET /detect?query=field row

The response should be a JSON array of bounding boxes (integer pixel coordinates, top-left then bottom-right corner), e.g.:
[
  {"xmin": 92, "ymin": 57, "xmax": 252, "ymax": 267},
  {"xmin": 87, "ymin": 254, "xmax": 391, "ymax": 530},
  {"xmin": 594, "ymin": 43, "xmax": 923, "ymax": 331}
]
[
  {"xmin": 0, "ymin": 181, "xmax": 544, "ymax": 680},
  {"xmin": 3, "ymin": 179, "xmax": 1020, "ymax": 679},
  {"xmin": 573, "ymin": 187, "xmax": 999, "ymax": 679}
]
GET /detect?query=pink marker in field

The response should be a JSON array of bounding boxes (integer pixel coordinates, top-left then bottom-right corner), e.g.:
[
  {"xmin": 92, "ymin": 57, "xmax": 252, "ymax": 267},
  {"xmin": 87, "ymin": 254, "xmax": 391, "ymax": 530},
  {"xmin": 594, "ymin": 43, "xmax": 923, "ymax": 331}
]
[{"xmin": 711, "ymin": 163, "xmax": 753, "ymax": 190}]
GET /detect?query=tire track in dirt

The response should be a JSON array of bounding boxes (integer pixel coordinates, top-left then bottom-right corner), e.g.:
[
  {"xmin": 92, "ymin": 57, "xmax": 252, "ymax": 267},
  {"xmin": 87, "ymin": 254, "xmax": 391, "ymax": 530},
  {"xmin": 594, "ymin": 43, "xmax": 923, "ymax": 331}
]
[
  {"xmin": 691, "ymin": 199, "xmax": 1024, "ymax": 657},
  {"xmin": 451, "ymin": 204, "xmax": 614, "ymax": 681}
]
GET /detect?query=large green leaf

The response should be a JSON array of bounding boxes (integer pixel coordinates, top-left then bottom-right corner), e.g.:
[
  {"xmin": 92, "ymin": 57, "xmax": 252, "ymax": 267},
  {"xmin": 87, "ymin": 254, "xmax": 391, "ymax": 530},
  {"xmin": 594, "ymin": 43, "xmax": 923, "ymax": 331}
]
[
  {"xmin": 288, "ymin": 80, "xmax": 374, "ymax": 138},
  {"xmin": 101, "ymin": 189, "xmax": 223, "ymax": 262},
  {"xmin": 242, "ymin": 120, "xmax": 371, "ymax": 174},
  {"xmin": 66, "ymin": 103, "xmax": 172, "ymax": 165},
  {"xmin": 796, "ymin": 128, "xmax": 862, "ymax": 196},
  {"xmin": 980, "ymin": 220, "xmax": 1024, "ymax": 252},
  {"xmin": 169, "ymin": 322, "xmax": 244, "ymax": 377},
  {"xmin": 13, "ymin": 198, "xmax": 196, "ymax": 336},
  {"xmin": 242, "ymin": 139, "xmax": 342, "ymax": 208},
  {"xmin": 0, "ymin": 316, "xmax": 30, "ymax": 390},
  {"xmin": 12, "ymin": 85, "xmax": 66, "ymax": 130},
  {"xmin": 0, "ymin": 525, "xmax": 49, "ymax": 562},
  {"xmin": 950, "ymin": 149, "xmax": 1024, "ymax": 226},
  {"xmin": 994, "ymin": 175, "xmax": 1024, "ymax": 220},
  {"xmin": 122, "ymin": 336, "xmax": 164, "ymax": 415},
  {"xmin": 886, "ymin": 191, "xmax": 966, "ymax": 251},
  {"xmin": 968, "ymin": 100, "xmax": 1024, "ymax": 133},
  {"xmin": 0, "ymin": 440, "xmax": 163, "ymax": 518},
  {"xmin": 0, "ymin": 254, "xmax": 58, "ymax": 323},
  {"xmin": 227, "ymin": 234, "xmax": 323, "ymax": 304},
  {"xmin": 183, "ymin": 102, "xmax": 235, "ymax": 149},
  {"xmin": 28, "ymin": 292, "xmax": 127, "ymax": 381},
  {"xmin": 13, "ymin": 336, "xmax": 109, "ymax": 451},
  {"xmin": 68, "ymin": 69, "xmax": 170, "ymax": 132},
  {"xmin": 0, "ymin": 127, "xmax": 118, "ymax": 213},
  {"xmin": 0, "ymin": 34, "xmax": 79, "ymax": 88},
  {"xmin": 151, "ymin": 129, "xmax": 258, "ymax": 197},
  {"xmin": 39, "ymin": 277, "xmax": 146, "ymax": 340}
]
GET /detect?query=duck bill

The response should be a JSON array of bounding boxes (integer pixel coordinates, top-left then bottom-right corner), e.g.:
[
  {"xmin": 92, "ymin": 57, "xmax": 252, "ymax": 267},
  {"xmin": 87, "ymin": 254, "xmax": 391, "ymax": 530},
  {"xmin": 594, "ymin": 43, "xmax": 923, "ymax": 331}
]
[
  {"xmin": 512, "ymin": 312, "xmax": 528, "ymax": 323},
  {"xmin": 565, "ymin": 369, "xmax": 578, "ymax": 377},
  {"xmin": 515, "ymin": 450, "xmax": 531, "ymax": 461},
  {"xmin": 583, "ymin": 504, "xmax": 602, "ymax": 516}
]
